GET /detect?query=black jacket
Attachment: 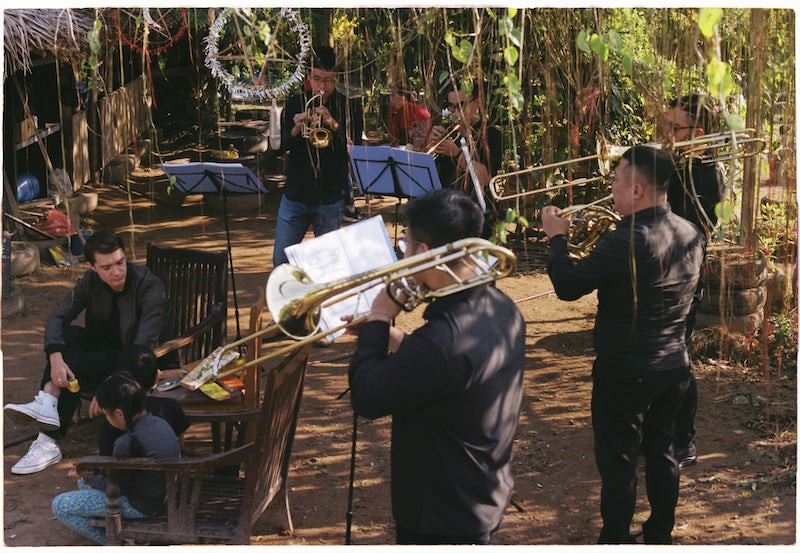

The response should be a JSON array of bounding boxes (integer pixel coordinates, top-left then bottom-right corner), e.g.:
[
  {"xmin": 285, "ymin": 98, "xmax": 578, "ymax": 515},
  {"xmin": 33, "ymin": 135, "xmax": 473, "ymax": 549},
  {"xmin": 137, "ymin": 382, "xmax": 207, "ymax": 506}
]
[
  {"xmin": 349, "ymin": 284, "xmax": 525, "ymax": 537},
  {"xmin": 44, "ymin": 264, "xmax": 170, "ymax": 356},
  {"xmin": 547, "ymin": 204, "xmax": 706, "ymax": 371},
  {"xmin": 281, "ymin": 90, "xmax": 363, "ymax": 205}
]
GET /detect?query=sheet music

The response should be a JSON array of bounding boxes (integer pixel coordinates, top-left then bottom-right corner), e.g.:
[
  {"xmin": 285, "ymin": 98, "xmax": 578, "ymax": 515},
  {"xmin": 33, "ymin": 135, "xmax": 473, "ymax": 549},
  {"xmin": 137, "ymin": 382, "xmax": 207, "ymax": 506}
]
[{"xmin": 284, "ymin": 215, "xmax": 397, "ymax": 342}]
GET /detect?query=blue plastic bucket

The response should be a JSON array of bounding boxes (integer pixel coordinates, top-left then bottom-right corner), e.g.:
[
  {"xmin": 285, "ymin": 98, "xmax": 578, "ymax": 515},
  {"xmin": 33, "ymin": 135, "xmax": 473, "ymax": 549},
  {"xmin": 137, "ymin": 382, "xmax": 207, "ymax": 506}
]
[{"xmin": 15, "ymin": 173, "xmax": 40, "ymax": 202}]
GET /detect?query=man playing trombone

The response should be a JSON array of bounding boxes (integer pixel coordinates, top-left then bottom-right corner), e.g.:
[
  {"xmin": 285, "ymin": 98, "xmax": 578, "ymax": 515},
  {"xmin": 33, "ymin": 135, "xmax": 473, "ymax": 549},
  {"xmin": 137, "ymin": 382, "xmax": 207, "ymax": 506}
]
[
  {"xmin": 662, "ymin": 94, "xmax": 724, "ymax": 469},
  {"xmin": 542, "ymin": 146, "xmax": 706, "ymax": 544},
  {"xmin": 348, "ymin": 189, "xmax": 525, "ymax": 544}
]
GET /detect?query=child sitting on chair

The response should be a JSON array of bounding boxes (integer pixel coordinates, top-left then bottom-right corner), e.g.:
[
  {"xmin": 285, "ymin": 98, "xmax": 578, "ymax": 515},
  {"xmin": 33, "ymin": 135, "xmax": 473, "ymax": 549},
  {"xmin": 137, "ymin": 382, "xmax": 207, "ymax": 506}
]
[
  {"xmin": 52, "ymin": 372, "xmax": 181, "ymax": 545},
  {"xmin": 95, "ymin": 345, "xmax": 189, "ymax": 455}
]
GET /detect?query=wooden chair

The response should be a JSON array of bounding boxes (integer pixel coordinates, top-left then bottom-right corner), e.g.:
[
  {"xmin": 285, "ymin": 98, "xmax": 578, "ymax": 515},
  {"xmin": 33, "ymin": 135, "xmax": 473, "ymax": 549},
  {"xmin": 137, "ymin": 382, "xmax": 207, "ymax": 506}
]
[
  {"xmin": 76, "ymin": 344, "xmax": 311, "ymax": 545},
  {"xmin": 146, "ymin": 244, "xmax": 228, "ymax": 366},
  {"xmin": 176, "ymin": 290, "xmax": 276, "ymax": 453}
]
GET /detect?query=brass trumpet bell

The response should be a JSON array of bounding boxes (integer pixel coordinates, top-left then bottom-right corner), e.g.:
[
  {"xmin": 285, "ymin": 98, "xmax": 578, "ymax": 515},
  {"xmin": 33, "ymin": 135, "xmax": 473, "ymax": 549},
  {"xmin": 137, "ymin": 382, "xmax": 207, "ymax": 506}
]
[
  {"xmin": 303, "ymin": 93, "xmax": 333, "ymax": 148},
  {"xmin": 307, "ymin": 127, "xmax": 332, "ymax": 148}
]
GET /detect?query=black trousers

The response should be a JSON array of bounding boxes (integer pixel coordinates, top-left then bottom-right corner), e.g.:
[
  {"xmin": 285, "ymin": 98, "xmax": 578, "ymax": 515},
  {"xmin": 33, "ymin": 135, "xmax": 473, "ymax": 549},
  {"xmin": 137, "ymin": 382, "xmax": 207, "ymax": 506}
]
[
  {"xmin": 674, "ymin": 372, "xmax": 697, "ymax": 449},
  {"xmin": 674, "ymin": 273, "xmax": 703, "ymax": 449},
  {"xmin": 395, "ymin": 527, "xmax": 494, "ymax": 545},
  {"xmin": 40, "ymin": 325, "xmax": 123, "ymax": 440},
  {"xmin": 591, "ymin": 357, "xmax": 690, "ymax": 544}
]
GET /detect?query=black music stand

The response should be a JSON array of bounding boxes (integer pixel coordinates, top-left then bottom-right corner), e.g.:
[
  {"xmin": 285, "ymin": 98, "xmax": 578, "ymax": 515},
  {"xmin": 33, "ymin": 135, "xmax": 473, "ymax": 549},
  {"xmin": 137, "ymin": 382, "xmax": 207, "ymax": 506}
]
[
  {"xmin": 162, "ymin": 162, "xmax": 269, "ymax": 339},
  {"xmin": 349, "ymin": 146, "xmax": 441, "ymax": 242}
]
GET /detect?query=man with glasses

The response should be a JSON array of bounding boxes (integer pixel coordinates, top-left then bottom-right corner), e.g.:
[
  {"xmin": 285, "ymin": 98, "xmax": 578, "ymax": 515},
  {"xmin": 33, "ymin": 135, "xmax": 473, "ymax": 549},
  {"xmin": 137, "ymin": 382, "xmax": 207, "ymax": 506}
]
[
  {"xmin": 5, "ymin": 230, "xmax": 171, "ymax": 475},
  {"xmin": 429, "ymin": 83, "xmax": 502, "ymax": 236},
  {"xmin": 274, "ymin": 45, "xmax": 363, "ymax": 266},
  {"xmin": 662, "ymin": 94, "xmax": 724, "ymax": 469},
  {"xmin": 348, "ymin": 189, "xmax": 525, "ymax": 544}
]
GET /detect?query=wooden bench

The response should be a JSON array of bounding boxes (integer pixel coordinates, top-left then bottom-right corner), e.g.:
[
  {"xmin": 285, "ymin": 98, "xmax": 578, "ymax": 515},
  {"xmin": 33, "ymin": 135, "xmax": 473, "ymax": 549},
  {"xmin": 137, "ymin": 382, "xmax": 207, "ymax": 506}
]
[{"xmin": 76, "ymin": 344, "xmax": 310, "ymax": 545}]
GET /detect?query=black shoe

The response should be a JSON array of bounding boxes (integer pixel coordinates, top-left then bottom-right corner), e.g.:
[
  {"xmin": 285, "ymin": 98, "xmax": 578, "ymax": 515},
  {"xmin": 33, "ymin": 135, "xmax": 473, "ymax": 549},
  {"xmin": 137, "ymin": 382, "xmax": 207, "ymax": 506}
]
[
  {"xmin": 676, "ymin": 442, "xmax": 697, "ymax": 468},
  {"xmin": 342, "ymin": 207, "xmax": 366, "ymax": 223}
]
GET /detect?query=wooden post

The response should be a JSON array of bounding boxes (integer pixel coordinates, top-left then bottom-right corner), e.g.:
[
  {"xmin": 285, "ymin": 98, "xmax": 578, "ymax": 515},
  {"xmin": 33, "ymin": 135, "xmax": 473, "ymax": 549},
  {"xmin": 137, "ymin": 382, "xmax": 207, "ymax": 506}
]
[{"xmin": 740, "ymin": 9, "xmax": 767, "ymax": 250}]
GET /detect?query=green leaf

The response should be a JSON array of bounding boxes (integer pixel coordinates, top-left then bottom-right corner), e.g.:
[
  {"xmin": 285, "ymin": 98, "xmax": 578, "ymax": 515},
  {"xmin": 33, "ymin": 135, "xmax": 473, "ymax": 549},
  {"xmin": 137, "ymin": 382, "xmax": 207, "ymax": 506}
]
[
  {"xmin": 505, "ymin": 208, "xmax": 516, "ymax": 224},
  {"xmin": 497, "ymin": 226, "xmax": 508, "ymax": 244},
  {"xmin": 504, "ymin": 45, "xmax": 519, "ymax": 66},
  {"xmin": 518, "ymin": 216, "xmax": 529, "ymax": 227},
  {"xmin": 510, "ymin": 28, "xmax": 522, "ymax": 48},
  {"xmin": 507, "ymin": 7, "xmax": 517, "ymax": 19},
  {"xmin": 608, "ymin": 29, "xmax": 622, "ymax": 50},
  {"xmin": 622, "ymin": 52, "xmax": 633, "ymax": 75},
  {"xmin": 503, "ymin": 73, "xmax": 520, "ymax": 93},
  {"xmin": 698, "ymin": 8, "xmax": 724, "ymax": 38},
  {"xmin": 455, "ymin": 39, "xmax": 473, "ymax": 63},
  {"xmin": 576, "ymin": 29, "xmax": 591, "ymax": 54},
  {"xmin": 438, "ymin": 71, "xmax": 450, "ymax": 84},
  {"xmin": 715, "ymin": 201, "xmax": 733, "ymax": 223},
  {"xmin": 725, "ymin": 113, "xmax": 746, "ymax": 131},
  {"xmin": 589, "ymin": 34, "xmax": 609, "ymax": 61},
  {"xmin": 444, "ymin": 32, "xmax": 456, "ymax": 47},
  {"xmin": 500, "ymin": 16, "xmax": 511, "ymax": 36}
]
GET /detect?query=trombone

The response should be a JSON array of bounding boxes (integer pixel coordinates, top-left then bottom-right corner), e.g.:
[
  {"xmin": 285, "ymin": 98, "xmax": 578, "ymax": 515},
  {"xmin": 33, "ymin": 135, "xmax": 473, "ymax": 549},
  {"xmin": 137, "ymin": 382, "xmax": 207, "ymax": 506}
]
[
  {"xmin": 302, "ymin": 93, "xmax": 333, "ymax": 148},
  {"xmin": 489, "ymin": 137, "xmax": 624, "ymax": 202},
  {"xmin": 489, "ymin": 129, "xmax": 765, "ymax": 203},
  {"xmin": 217, "ymin": 238, "xmax": 517, "ymax": 372}
]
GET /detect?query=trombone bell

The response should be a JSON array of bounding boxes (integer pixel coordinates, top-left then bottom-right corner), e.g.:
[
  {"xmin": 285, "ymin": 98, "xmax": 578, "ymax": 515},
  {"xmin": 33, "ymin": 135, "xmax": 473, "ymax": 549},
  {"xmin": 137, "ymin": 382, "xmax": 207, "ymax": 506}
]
[{"xmin": 266, "ymin": 264, "xmax": 322, "ymax": 339}]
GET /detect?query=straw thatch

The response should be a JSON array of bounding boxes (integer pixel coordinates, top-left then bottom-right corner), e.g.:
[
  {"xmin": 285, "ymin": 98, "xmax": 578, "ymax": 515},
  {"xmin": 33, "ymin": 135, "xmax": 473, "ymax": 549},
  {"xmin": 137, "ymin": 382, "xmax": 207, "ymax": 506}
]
[{"xmin": 3, "ymin": 8, "xmax": 99, "ymax": 75}]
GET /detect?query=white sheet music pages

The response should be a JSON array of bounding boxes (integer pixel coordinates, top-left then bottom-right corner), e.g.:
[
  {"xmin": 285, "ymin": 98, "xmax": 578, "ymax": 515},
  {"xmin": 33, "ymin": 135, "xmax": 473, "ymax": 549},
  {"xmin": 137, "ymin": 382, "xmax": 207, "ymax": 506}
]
[{"xmin": 284, "ymin": 215, "xmax": 398, "ymax": 342}]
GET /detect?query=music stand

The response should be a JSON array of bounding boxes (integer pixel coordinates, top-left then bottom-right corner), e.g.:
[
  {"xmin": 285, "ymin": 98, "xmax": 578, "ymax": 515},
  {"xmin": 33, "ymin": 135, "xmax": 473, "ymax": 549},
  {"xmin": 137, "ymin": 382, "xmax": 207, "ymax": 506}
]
[
  {"xmin": 349, "ymin": 146, "xmax": 441, "ymax": 242},
  {"xmin": 161, "ymin": 162, "xmax": 269, "ymax": 339},
  {"xmin": 161, "ymin": 162, "xmax": 268, "ymax": 195}
]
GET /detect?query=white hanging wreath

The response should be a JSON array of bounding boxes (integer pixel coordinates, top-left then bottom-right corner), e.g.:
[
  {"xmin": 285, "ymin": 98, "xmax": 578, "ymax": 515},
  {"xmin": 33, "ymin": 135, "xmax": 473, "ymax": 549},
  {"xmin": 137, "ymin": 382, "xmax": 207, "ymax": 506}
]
[{"xmin": 204, "ymin": 7, "xmax": 312, "ymax": 102}]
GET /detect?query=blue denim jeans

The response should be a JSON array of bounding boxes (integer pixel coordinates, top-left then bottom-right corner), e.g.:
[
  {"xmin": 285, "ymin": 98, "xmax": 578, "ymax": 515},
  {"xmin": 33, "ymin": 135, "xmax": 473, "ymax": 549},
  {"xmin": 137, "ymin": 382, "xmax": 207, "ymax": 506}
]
[
  {"xmin": 52, "ymin": 481, "xmax": 146, "ymax": 545},
  {"xmin": 273, "ymin": 196, "xmax": 343, "ymax": 266}
]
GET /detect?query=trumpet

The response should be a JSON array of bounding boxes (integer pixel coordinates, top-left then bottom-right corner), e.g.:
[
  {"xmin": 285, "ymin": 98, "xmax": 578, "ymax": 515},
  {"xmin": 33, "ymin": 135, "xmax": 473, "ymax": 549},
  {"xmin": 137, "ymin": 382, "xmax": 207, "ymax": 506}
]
[
  {"xmin": 218, "ymin": 238, "xmax": 517, "ymax": 371},
  {"xmin": 302, "ymin": 93, "xmax": 333, "ymax": 148}
]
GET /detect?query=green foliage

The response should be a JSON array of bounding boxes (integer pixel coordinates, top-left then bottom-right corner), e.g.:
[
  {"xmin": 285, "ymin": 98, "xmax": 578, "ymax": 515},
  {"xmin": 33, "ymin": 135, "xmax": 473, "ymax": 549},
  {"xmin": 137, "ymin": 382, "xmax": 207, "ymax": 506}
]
[
  {"xmin": 756, "ymin": 200, "xmax": 798, "ymax": 263},
  {"xmin": 492, "ymin": 208, "xmax": 529, "ymax": 246}
]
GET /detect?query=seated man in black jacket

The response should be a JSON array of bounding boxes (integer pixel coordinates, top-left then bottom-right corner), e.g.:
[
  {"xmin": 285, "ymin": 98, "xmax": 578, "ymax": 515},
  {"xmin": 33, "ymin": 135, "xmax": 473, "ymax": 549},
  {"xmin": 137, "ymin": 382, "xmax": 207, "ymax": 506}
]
[
  {"xmin": 5, "ymin": 230, "xmax": 171, "ymax": 475},
  {"xmin": 348, "ymin": 189, "xmax": 526, "ymax": 544},
  {"xmin": 542, "ymin": 146, "xmax": 706, "ymax": 544}
]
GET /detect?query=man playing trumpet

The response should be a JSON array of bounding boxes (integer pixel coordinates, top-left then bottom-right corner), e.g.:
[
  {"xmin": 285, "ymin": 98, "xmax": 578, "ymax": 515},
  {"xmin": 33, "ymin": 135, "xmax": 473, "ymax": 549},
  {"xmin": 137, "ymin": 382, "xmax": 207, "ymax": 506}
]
[
  {"xmin": 275, "ymin": 45, "xmax": 363, "ymax": 267},
  {"xmin": 542, "ymin": 146, "xmax": 706, "ymax": 544},
  {"xmin": 348, "ymin": 189, "xmax": 525, "ymax": 544}
]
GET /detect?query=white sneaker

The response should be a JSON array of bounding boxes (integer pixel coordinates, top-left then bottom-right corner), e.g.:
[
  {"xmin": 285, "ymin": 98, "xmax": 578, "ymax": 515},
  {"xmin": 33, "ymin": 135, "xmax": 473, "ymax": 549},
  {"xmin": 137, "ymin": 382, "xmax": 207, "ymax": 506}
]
[
  {"xmin": 11, "ymin": 433, "xmax": 62, "ymax": 475},
  {"xmin": 4, "ymin": 390, "xmax": 61, "ymax": 431}
]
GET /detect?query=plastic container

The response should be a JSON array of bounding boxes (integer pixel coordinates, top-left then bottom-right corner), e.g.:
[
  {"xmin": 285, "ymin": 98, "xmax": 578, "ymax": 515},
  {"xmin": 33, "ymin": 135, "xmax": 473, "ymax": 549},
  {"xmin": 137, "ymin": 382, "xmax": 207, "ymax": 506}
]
[{"xmin": 15, "ymin": 173, "xmax": 40, "ymax": 202}]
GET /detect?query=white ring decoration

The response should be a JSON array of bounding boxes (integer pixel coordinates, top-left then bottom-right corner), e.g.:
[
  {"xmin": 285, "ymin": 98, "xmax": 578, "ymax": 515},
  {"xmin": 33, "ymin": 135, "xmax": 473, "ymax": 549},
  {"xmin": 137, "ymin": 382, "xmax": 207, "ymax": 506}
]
[{"xmin": 204, "ymin": 7, "xmax": 311, "ymax": 102}]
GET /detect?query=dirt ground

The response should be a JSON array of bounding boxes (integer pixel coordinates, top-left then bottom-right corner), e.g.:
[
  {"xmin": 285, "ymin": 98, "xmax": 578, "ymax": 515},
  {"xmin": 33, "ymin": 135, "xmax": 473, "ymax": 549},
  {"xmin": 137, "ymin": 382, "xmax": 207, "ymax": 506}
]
[{"xmin": 2, "ymin": 176, "xmax": 796, "ymax": 546}]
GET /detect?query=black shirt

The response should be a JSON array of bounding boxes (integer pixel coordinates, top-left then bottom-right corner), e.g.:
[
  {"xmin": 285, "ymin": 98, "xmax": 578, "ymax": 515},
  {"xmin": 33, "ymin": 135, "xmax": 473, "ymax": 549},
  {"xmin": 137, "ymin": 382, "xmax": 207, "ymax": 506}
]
[
  {"xmin": 668, "ymin": 159, "xmax": 723, "ymax": 236},
  {"xmin": 547, "ymin": 205, "xmax": 706, "ymax": 371},
  {"xmin": 349, "ymin": 284, "xmax": 525, "ymax": 537},
  {"xmin": 281, "ymin": 90, "xmax": 363, "ymax": 205},
  {"xmin": 436, "ymin": 125, "xmax": 502, "ymax": 191}
]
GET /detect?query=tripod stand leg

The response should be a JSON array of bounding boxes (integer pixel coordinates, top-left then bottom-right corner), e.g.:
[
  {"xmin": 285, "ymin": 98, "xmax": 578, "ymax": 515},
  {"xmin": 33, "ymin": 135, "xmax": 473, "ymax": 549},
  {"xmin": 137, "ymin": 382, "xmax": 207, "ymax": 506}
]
[{"xmin": 345, "ymin": 412, "xmax": 358, "ymax": 544}]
